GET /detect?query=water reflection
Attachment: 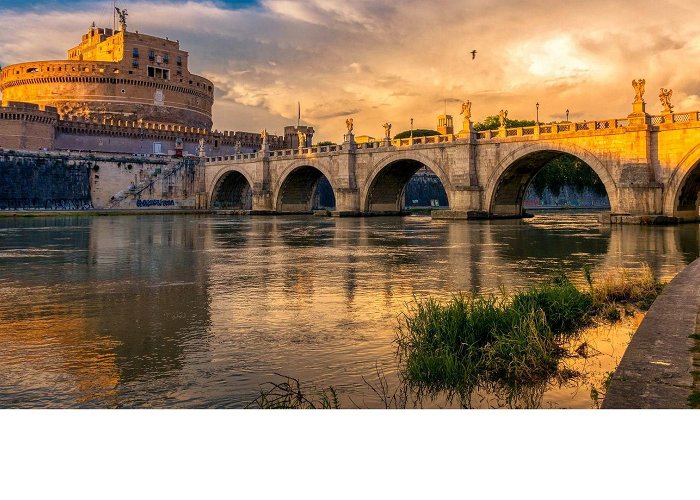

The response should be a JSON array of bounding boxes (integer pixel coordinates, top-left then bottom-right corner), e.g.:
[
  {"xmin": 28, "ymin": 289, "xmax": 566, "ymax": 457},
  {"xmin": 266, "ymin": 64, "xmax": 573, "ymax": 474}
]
[{"xmin": 0, "ymin": 213, "xmax": 697, "ymax": 408}]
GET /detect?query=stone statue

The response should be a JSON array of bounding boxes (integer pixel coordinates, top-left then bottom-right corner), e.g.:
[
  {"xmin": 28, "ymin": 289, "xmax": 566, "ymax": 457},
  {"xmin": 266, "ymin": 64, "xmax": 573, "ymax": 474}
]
[
  {"xmin": 346, "ymin": 118, "xmax": 354, "ymax": 134},
  {"xmin": 498, "ymin": 109, "xmax": 508, "ymax": 128},
  {"xmin": 297, "ymin": 130, "xmax": 307, "ymax": 147},
  {"xmin": 115, "ymin": 7, "xmax": 128, "ymax": 30},
  {"xmin": 261, "ymin": 128, "xmax": 268, "ymax": 142},
  {"xmin": 460, "ymin": 100, "xmax": 472, "ymax": 120},
  {"xmin": 659, "ymin": 88, "xmax": 674, "ymax": 113},
  {"xmin": 198, "ymin": 138, "xmax": 205, "ymax": 157},
  {"xmin": 382, "ymin": 122, "xmax": 392, "ymax": 139},
  {"xmin": 632, "ymin": 79, "xmax": 646, "ymax": 103},
  {"xmin": 234, "ymin": 140, "xmax": 241, "ymax": 154}
]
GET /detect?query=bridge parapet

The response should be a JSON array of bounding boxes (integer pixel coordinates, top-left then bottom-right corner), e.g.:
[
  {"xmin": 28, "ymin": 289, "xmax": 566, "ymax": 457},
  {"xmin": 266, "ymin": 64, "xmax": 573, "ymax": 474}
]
[{"xmin": 475, "ymin": 111, "xmax": 700, "ymax": 141}]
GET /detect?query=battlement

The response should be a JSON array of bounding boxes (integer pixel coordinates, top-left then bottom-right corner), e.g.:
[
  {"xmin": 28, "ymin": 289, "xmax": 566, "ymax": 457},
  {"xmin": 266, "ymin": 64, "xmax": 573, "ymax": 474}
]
[
  {"xmin": 0, "ymin": 102, "xmax": 59, "ymax": 124},
  {"xmin": 52, "ymin": 114, "xmax": 284, "ymax": 149}
]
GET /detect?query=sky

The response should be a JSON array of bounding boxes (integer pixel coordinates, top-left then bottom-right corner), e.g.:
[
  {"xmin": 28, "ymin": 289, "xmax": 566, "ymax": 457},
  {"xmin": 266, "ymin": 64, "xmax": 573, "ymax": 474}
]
[{"xmin": 1, "ymin": 0, "xmax": 700, "ymax": 142}]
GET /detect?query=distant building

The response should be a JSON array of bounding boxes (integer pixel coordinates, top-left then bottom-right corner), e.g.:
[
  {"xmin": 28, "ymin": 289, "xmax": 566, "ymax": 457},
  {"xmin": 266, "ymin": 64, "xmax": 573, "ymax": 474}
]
[
  {"xmin": 283, "ymin": 125, "xmax": 315, "ymax": 149},
  {"xmin": 436, "ymin": 114, "xmax": 454, "ymax": 135},
  {"xmin": 354, "ymin": 135, "xmax": 376, "ymax": 144}
]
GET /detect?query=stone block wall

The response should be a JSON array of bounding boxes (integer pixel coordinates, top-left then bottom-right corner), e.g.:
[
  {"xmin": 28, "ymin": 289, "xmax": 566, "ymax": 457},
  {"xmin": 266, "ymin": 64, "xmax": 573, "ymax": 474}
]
[{"xmin": 0, "ymin": 153, "xmax": 91, "ymax": 209}]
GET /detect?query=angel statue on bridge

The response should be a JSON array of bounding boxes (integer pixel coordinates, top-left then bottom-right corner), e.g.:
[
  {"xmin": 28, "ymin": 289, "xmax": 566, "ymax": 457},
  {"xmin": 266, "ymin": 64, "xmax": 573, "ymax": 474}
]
[
  {"xmin": 261, "ymin": 128, "xmax": 268, "ymax": 143},
  {"xmin": 346, "ymin": 118, "xmax": 354, "ymax": 134},
  {"xmin": 498, "ymin": 109, "xmax": 508, "ymax": 128},
  {"xmin": 382, "ymin": 122, "xmax": 392, "ymax": 139},
  {"xmin": 297, "ymin": 130, "xmax": 307, "ymax": 148},
  {"xmin": 632, "ymin": 79, "xmax": 646, "ymax": 103},
  {"xmin": 460, "ymin": 100, "xmax": 472, "ymax": 121},
  {"xmin": 659, "ymin": 88, "xmax": 674, "ymax": 114}
]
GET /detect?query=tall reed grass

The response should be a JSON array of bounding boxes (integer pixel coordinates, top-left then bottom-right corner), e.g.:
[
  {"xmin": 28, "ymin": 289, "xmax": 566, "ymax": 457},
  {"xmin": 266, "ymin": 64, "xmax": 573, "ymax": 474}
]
[{"xmin": 396, "ymin": 266, "xmax": 663, "ymax": 393}]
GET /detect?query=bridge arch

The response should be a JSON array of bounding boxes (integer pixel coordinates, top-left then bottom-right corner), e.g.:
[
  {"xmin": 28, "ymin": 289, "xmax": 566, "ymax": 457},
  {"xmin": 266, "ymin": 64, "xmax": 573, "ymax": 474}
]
[
  {"xmin": 361, "ymin": 152, "xmax": 452, "ymax": 213},
  {"xmin": 663, "ymin": 144, "xmax": 700, "ymax": 218},
  {"xmin": 274, "ymin": 161, "xmax": 337, "ymax": 213},
  {"xmin": 210, "ymin": 167, "xmax": 254, "ymax": 210},
  {"xmin": 484, "ymin": 142, "xmax": 618, "ymax": 216}
]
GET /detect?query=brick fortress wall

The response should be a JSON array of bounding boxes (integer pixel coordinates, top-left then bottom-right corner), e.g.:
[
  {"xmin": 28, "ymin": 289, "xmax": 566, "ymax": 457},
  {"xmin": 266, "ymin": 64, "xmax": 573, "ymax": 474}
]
[{"xmin": 0, "ymin": 102, "xmax": 285, "ymax": 156}]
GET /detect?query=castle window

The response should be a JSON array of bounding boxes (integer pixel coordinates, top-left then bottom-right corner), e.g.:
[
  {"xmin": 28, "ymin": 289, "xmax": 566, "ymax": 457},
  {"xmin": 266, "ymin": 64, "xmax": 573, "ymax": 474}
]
[
  {"xmin": 132, "ymin": 59, "xmax": 139, "ymax": 68},
  {"xmin": 163, "ymin": 53, "xmax": 169, "ymax": 64},
  {"xmin": 176, "ymin": 56, "xmax": 182, "ymax": 66},
  {"xmin": 147, "ymin": 66, "xmax": 170, "ymax": 80},
  {"xmin": 132, "ymin": 47, "xmax": 139, "ymax": 58},
  {"xmin": 149, "ymin": 49, "xmax": 155, "ymax": 61}
]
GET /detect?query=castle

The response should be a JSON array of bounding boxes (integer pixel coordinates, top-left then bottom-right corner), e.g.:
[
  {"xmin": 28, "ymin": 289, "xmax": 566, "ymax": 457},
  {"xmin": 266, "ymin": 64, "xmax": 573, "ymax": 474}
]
[{"xmin": 0, "ymin": 13, "xmax": 313, "ymax": 156}]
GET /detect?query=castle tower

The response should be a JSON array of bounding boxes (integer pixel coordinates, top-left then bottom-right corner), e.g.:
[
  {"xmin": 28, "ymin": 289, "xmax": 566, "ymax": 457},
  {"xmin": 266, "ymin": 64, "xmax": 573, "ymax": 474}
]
[
  {"xmin": 437, "ymin": 114, "xmax": 454, "ymax": 135},
  {"xmin": 0, "ymin": 21, "xmax": 214, "ymax": 129}
]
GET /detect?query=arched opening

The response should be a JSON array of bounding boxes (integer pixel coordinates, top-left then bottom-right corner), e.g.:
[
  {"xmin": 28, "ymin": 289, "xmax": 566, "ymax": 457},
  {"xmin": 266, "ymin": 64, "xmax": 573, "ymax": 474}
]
[
  {"xmin": 491, "ymin": 152, "xmax": 610, "ymax": 217},
  {"xmin": 674, "ymin": 161, "xmax": 700, "ymax": 220},
  {"xmin": 277, "ymin": 166, "xmax": 336, "ymax": 213},
  {"xmin": 211, "ymin": 171, "xmax": 252, "ymax": 210},
  {"xmin": 365, "ymin": 159, "xmax": 449, "ymax": 214}
]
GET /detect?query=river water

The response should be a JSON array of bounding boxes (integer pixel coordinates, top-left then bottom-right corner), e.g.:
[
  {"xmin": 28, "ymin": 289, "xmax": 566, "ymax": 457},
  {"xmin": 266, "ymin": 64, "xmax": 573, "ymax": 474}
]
[{"xmin": 0, "ymin": 213, "xmax": 697, "ymax": 408}]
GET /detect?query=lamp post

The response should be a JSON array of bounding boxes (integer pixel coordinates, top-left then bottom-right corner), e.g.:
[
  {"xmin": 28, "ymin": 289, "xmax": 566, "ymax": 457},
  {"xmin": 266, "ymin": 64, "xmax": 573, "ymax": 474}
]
[
  {"xmin": 566, "ymin": 109, "xmax": 570, "ymax": 122},
  {"xmin": 410, "ymin": 118, "xmax": 414, "ymax": 139},
  {"xmin": 536, "ymin": 102, "xmax": 540, "ymax": 125}
]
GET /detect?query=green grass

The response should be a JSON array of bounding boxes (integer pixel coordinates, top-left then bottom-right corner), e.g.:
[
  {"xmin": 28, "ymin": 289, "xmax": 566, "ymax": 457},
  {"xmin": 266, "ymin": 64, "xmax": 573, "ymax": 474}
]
[{"xmin": 396, "ymin": 267, "xmax": 664, "ymax": 395}]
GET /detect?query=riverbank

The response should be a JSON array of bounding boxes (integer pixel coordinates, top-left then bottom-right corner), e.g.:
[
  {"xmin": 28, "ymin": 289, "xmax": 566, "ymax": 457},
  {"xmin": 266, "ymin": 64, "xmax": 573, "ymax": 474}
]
[
  {"xmin": 0, "ymin": 209, "xmax": 215, "ymax": 217},
  {"xmin": 603, "ymin": 257, "xmax": 700, "ymax": 408}
]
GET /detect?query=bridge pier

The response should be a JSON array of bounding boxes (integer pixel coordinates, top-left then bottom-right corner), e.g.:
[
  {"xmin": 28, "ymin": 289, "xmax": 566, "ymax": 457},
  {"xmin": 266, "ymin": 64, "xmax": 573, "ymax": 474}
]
[
  {"xmin": 616, "ymin": 183, "xmax": 663, "ymax": 215},
  {"xmin": 332, "ymin": 188, "xmax": 361, "ymax": 216},
  {"xmin": 432, "ymin": 186, "xmax": 486, "ymax": 219}
]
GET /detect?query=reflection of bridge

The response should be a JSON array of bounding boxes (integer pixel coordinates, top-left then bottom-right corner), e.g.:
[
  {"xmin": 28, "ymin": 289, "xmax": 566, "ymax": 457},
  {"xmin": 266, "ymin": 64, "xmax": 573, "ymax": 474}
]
[{"xmin": 203, "ymin": 106, "xmax": 700, "ymax": 220}]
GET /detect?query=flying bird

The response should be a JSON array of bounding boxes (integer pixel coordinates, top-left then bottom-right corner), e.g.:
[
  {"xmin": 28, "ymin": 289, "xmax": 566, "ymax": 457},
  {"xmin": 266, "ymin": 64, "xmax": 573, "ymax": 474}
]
[{"xmin": 471, "ymin": 50, "xmax": 477, "ymax": 60}]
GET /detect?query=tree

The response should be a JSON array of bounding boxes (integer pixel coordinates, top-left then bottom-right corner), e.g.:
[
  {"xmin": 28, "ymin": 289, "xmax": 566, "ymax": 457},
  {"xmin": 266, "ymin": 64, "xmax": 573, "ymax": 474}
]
[
  {"xmin": 529, "ymin": 154, "xmax": 607, "ymax": 197},
  {"xmin": 315, "ymin": 141, "xmax": 336, "ymax": 146},
  {"xmin": 473, "ymin": 115, "xmax": 536, "ymax": 131},
  {"xmin": 393, "ymin": 129, "xmax": 440, "ymax": 140}
]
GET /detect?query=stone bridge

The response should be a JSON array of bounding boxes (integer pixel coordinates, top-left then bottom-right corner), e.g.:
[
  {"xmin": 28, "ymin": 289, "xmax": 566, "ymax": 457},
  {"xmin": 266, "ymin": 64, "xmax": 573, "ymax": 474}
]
[{"xmin": 201, "ymin": 106, "xmax": 700, "ymax": 220}]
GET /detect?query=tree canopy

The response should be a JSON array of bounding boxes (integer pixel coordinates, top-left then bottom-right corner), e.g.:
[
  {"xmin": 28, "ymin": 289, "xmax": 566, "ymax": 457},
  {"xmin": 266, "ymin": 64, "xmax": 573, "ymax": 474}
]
[
  {"xmin": 393, "ymin": 129, "xmax": 440, "ymax": 140},
  {"xmin": 473, "ymin": 115, "xmax": 536, "ymax": 131},
  {"xmin": 529, "ymin": 154, "xmax": 607, "ymax": 197}
]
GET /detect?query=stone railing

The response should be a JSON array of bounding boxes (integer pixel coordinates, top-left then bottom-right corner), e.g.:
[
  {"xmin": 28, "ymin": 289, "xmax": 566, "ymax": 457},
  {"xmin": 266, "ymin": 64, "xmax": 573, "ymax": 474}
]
[
  {"xmin": 204, "ymin": 110, "xmax": 700, "ymax": 164},
  {"xmin": 648, "ymin": 112, "xmax": 699, "ymax": 125},
  {"xmin": 474, "ymin": 112, "xmax": 700, "ymax": 140}
]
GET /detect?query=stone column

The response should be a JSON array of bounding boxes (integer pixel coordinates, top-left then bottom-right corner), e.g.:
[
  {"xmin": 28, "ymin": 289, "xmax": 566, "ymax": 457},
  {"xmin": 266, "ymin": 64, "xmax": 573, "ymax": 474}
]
[
  {"xmin": 628, "ymin": 100, "xmax": 650, "ymax": 127},
  {"xmin": 250, "ymin": 156, "xmax": 274, "ymax": 213},
  {"xmin": 432, "ymin": 133, "xmax": 485, "ymax": 220},
  {"xmin": 334, "ymin": 133, "xmax": 360, "ymax": 215}
]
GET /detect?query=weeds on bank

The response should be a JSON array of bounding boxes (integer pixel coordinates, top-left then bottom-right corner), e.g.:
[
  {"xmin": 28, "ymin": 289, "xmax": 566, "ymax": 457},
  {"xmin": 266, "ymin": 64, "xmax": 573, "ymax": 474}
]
[
  {"xmin": 396, "ymin": 266, "xmax": 664, "ymax": 396},
  {"xmin": 247, "ymin": 267, "xmax": 664, "ymax": 409},
  {"xmin": 246, "ymin": 374, "xmax": 340, "ymax": 409}
]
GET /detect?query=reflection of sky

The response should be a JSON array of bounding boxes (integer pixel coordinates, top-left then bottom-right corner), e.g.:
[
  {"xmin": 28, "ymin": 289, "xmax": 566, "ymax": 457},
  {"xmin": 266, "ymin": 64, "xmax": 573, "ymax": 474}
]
[{"xmin": 0, "ymin": 215, "xmax": 697, "ymax": 408}]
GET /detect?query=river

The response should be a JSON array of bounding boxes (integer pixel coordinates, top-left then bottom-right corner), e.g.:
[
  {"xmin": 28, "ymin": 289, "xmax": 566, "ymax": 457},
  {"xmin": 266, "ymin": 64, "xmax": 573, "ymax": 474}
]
[{"xmin": 0, "ymin": 213, "xmax": 697, "ymax": 408}]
